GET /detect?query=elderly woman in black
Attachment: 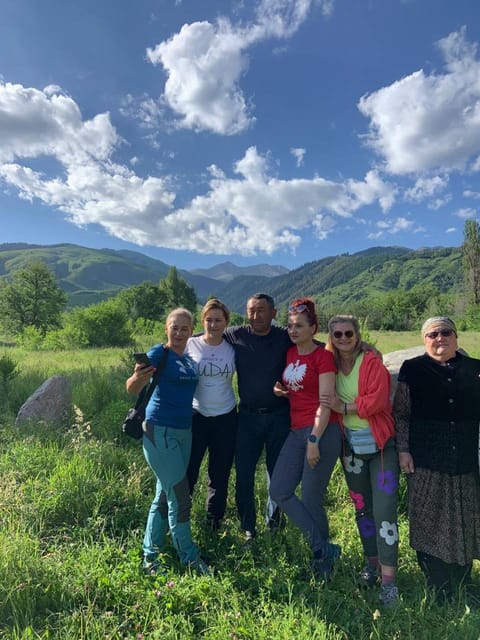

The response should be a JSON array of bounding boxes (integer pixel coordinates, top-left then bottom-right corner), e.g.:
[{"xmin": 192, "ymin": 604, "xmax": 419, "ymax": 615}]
[{"xmin": 393, "ymin": 316, "xmax": 480, "ymax": 601}]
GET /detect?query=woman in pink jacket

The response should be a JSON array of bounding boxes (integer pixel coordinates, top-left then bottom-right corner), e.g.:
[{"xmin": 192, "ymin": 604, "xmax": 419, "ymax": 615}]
[{"xmin": 321, "ymin": 315, "xmax": 399, "ymax": 608}]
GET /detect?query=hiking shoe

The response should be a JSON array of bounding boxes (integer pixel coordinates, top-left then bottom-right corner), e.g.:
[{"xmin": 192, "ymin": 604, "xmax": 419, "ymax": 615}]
[
  {"xmin": 379, "ymin": 583, "xmax": 399, "ymax": 608},
  {"xmin": 312, "ymin": 543, "xmax": 342, "ymax": 581},
  {"xmin": 244, "ymin": 530, "xmax": 257, "ymax": 543},
  {"xmin": 267, "ymin": 507, "xmax": 285, "ymax": 531},
  {"xmin": 142, "ymin": 556, "xmax": 166, "ymax": 576},
  {"xmin": 206, "ymin": 514, "xmax": 221, "ymax": 532},
  {"xmin": 268, "ymin": 514, "xmax": 285, "ymax": 534},
  {"xmin": 187, "ymin": 556, "xmax": 211, "ymax": 576},
  {"xmin": 358, "ymin": 563, "xmax": 379, "ymax": 588}
]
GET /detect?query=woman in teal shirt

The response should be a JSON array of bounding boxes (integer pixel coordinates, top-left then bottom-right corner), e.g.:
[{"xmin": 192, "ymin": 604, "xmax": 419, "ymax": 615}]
[{"xmin": 126, "ymin": 307, "xmax": 210, "ymax": 576}]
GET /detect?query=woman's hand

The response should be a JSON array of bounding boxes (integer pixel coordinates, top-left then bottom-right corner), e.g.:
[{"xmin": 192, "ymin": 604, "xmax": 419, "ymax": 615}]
[
  {"xmin": 306, "ymin": 441, "xmax": 320, "ymax": 468},
  {"xmin": 320, "ymin": 392, "xmax": 343, "ymax": 414},
  {"xmin": 399, "ymin": 451, "xmax": 415, "ymax": 474},
  {"xmin": 273, "ymin": 381, "xmax": 289, "ymax": 397},
  {"xmin": 126, "ymin": 364, "xmax": 155, "ymax": 394},
  {"xmin": 134, "ymin": 363, "xmax": 155, "ymax": 382}
]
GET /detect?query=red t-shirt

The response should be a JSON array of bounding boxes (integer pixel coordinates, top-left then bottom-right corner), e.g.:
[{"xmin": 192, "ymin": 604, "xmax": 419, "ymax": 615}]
[{"xmin": 282, "ymin": 345, "xmax": 336, "ymax": 429}]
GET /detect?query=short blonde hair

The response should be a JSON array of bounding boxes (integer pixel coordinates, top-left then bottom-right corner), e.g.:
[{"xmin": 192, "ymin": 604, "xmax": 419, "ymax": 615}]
[
  {"xmin": 201, "ymin": 298, "xmax": 230, "ymax": 324},
  {"xmin": 166, "ymin": 307, "xmax": 194, "ymax": 327}
]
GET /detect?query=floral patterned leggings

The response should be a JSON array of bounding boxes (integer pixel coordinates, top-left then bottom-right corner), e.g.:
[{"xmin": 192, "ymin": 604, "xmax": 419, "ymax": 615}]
[{"xmin": 342, "ymin": 442, "xmax": 399, "ymax": 567}]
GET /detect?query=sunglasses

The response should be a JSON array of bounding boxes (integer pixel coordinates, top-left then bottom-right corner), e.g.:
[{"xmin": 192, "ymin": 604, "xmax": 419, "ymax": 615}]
[
  {"xmin": 288, "ymin": 303, "xmax": 309, "ymax": 313},
  {"xmin": 425, "ymin": 329, "xmax": 455, "ymax": 339},
  {"xmin": 332, "ymin": 330, "xmax": 355, "ymax": 339}
]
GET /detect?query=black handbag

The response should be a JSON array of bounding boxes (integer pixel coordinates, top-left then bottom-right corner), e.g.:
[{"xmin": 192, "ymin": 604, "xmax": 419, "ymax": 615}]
[{"xmin": 122, "ymin": 347, "xmax": 169, "ymax": 439}]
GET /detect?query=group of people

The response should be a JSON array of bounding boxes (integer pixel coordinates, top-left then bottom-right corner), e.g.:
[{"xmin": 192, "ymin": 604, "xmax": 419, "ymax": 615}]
[{"xmin": 126, "ymin": 294, "xmax": 480, "ymax": 607}]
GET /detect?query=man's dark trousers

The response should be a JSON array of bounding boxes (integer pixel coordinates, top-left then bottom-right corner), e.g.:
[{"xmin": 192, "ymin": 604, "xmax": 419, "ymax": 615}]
[{"xmin": 235, "ymin": 406, "xmax": 290, "ymax": 533}]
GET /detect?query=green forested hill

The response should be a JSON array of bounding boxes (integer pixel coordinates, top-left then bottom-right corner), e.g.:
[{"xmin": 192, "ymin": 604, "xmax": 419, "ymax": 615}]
[
  {"xmin": 0, "ymin": 243, "xmax": 464, "ymax": 314},
  {"xmin": 0, "ymin": 243, "xmax": 219, "ymax": 307},
  {"xmin": 219, "ymin": 246, "xmax": 464, "ymax": 313}
]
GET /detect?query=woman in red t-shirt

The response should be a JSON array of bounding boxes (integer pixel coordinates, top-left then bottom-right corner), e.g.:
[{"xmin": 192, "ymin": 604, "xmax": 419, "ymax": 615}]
[{"xmin": 270, "ymin": 298, "xmax": 342, "ymax": 581}]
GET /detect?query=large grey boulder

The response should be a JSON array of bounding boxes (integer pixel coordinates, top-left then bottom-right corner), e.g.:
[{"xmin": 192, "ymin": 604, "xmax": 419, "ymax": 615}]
[
  {"xmin": 15, "ymin": 375, "xmax": 72, "ymax": 427},
  {"xmin": 383, "ymin": 346, "xmax": 425, "ymax": 399}
]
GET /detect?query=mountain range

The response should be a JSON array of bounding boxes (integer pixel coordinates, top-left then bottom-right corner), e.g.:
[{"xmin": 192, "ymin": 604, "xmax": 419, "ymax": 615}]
[{"xmin": 0, "ymin": 242, "xmax": 463, "ymax": 313}]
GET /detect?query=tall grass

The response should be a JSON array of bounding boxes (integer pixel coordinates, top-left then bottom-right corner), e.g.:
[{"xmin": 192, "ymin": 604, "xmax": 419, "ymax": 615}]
[{"xmin": 0, "ymin": 337, "xmax": 479, "ymax": 639}]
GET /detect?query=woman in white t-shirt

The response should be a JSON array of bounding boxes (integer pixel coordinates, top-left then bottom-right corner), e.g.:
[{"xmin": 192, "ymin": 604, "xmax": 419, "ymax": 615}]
[{"xmin": 185, "ymin": 299, "xmax": 237, "ymax": 530}]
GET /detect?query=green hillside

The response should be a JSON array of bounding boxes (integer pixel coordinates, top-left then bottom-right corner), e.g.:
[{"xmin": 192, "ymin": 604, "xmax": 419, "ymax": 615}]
[
  {"xmin": 219, "ymin": 246, "xmax": 464, "ymax": 313},
  {"xmin": 0, "ymin": 243, "xmax": 464, "ymax": 314},
  {"xmin": 0, "ymin": 243, "xmax": 219, "ymax": 307}
]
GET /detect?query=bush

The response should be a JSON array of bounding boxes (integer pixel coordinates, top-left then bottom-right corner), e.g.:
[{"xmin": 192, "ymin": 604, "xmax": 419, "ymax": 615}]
[
  {"xmin": 0, "ymin": 353, "xmax": 19, "ymax": 385},
  {"xmin": 16, "ymin": 326, "xmax": 45, "ymax": 350},
  {"xmin": 64, "ymin": 300, "xmax": 131, "ymax": 347}
]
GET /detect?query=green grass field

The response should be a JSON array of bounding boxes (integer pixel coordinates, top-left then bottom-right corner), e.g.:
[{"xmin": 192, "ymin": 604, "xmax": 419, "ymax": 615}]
[{"xmin": 0, "ymin": 333, "xmax": 479, "ymax": 639}]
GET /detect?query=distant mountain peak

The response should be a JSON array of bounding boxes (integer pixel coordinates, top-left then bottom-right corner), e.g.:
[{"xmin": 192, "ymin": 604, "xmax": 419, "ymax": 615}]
[{"xmin": 190, "ymin": 262, "xmax": 289, "ymax": 282}]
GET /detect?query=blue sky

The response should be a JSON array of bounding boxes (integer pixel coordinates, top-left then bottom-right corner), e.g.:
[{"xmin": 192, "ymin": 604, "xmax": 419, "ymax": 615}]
[{"xmin": 1, "ymin": 0, "xmax": 480, "ymax": 271}]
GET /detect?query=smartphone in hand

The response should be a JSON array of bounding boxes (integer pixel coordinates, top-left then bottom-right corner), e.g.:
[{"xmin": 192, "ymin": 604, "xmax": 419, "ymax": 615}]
[{"xmin": 133, "ymin": 352, "xmax": 151, "ymax": 367}]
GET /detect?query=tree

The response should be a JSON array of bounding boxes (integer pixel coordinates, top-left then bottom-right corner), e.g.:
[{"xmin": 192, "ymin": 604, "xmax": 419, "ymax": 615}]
[
  {"xmin": 0, "ymin": 260, "xmax": 67, "ymax": 335},
  {"xmin": 462, "ymin": 219, "xmax": 480, "ymax": 305},
  {"xmin": 117, "ymin": 281, "xmax": 167, "ymax": 322},
  {"xmin": 158, "ymin": 267, "xmax": 197, "ymax": 313}
]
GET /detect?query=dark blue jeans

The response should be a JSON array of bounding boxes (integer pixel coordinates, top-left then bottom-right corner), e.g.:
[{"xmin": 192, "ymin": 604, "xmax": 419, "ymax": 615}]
[
  {"xmin": 187, "ymin": 408, "xmax": 238, "ymax": 522},
  {"xmin": 235, "ymin": 407, "xmax": 290, "ymax": 533},
  {"xmin": 270, "ymin": 423, "xmax": 341, "ymax": 554}
]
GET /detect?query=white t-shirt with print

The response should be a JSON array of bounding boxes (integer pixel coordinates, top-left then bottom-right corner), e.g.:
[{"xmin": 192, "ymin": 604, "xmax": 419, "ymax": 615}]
[{"xmin": 186, "ymin": 336, "xmax": 236, "ymax": 417}]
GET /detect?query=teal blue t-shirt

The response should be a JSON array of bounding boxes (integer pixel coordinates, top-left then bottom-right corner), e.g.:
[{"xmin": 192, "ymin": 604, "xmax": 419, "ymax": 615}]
[{"xmin": 145, "ymin": 344, "xmax": 198, "ymax": 429}]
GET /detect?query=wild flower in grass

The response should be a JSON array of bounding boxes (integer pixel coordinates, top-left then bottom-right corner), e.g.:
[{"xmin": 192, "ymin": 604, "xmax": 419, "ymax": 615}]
[
  {"xmin": 154, "ymin": 590, "xmax": 162, "ymax": 598},
  {"xmin": 373, "ymin": 609, "xmax": 381, "ymax": 620},
  {"xmin": 166, "ymin": 580, "xmax": 175, "ymax": 588}
]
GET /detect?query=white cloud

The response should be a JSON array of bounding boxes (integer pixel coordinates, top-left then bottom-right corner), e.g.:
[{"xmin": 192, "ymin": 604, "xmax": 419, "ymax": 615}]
[
  {"xmin": 144, "ymin": 147, "xmax": 395, "ymax": 254},
  {"xmin": 346, "ymin": 169, "xmax": 397, "ymax": 212},
  {"xmin": 119, "ymin": 94, "xmax": 165, "ymax": 130},
  {"xmin": 471, "ymin": 156, "xmax": 480, "ymax": 172},
  {"xmin": 312, "ymin": 214, "xmax": 336, "ymax": 239},
  {"xmin": 146, "ymin": 1, "xmax": 332, "ymax": 135},
  {"xmin": 0, "ymin": 82, "xmax": 118, "ymax": 165},
  {"xmin": 358, "ymin": 27, "xmax": 480, "ymax": 175},
  {"xmin": 0, "ymin": 81, "xmax": 397, "ymax": 257},
  {"xmin": 404, "ymin": 175, "xmax": 448, "ymax": 202},
  {"xmin": 290, "ymin": 147, "xmax": 306, "ymax": 167},
  {"xmin": 463, "ymin": 189, "xmax": 480, "ymax": 199},
  {"xmin": 368, "ymin": 216, "xmax": 416, "ymax": 240},
  {"xmin": 454, "ymin": 207, "xmax": 477, "ymax": 219},
  {"xmin": 428, "ymin": 196, "xmax": 451, "ymax": 210},
  {"xmin": 0, "ymin": 82, "xmax": 176, "ymax": 245},
  {"xmin": 446, "ymin": 227, "xmax": 456, "ymax": 233},
  {"xmin": 147, "ymin": 20, "xmax": 254, "ymax": 135}
]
